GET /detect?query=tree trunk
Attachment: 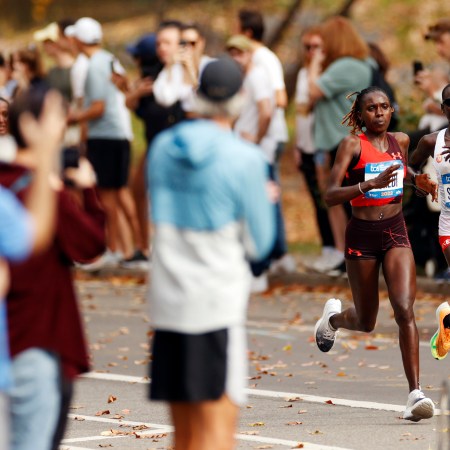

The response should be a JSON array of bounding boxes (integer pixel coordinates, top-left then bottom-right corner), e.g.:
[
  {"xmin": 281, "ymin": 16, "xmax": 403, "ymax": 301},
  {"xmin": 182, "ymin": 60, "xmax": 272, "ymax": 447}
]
[{"xmin": 265, "ymin": 0, "xmax": 304, "ymax": 50}]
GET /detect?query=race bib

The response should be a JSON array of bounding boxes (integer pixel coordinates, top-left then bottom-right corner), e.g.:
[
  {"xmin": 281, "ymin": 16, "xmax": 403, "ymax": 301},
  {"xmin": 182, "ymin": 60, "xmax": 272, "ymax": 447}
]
[
  {"xmin": 364, "ymin": 160, "xmax": 403, "ymax": 199},
  {"xmin": 442, "ymin": 173, "xmax": 450, "ymax": 207}
]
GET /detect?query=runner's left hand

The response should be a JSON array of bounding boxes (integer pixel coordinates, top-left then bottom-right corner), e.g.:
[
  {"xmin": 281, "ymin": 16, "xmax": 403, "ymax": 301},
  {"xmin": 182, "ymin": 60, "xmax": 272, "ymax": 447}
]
[{"xmin": 415, "ymin": 173, "xmax": 438, "ymax": 202}]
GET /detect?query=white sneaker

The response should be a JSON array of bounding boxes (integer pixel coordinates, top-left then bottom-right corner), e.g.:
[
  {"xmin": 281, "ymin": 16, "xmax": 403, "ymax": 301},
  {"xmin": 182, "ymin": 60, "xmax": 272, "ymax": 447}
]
[
  {"xmin": 314, "ymin": 298, "xmax": 341, "ymax": 352},
  {"xmin": 269, "ymin": 254, "xmax": 297, "ymax": 275},
  {"xmin": 251, "ymin": 273, "xmax": 268, "ymax": 294},
  {"xmin": 403, "ymin": 389, "xmax": 434, "ymax": 422},
  {"xmin": 78, "ymin": 249, "xmax": 120, "ymax": 272},
  {"xmin": 312, "ymin": 249, "xmax": 344, "ymax": 273}
]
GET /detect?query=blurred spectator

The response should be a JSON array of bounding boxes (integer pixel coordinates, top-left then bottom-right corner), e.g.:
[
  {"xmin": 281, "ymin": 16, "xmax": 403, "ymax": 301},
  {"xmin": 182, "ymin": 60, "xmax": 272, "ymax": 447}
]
[
  {"xmin": 148, "ymin": 57, "xmax": 274, "ymax": 450},
  {"xmin": 294, "ymin": 27, "xmax": 335, "ymax": 269},
  {"xmin": 416, "ymin": 18, "xmax": 450, "ymax": 101},
  {"xmin": 308, "ymin": 16, "xmax": 372, "ymax": 274},
  {"xmin": 125, "ymin": 30, "xmax": 188, "ymax": 258},
  {"xmin": 66, "ymin": 17, "xmax": 146, "ymax": 269},
  {"xmin": 238, "ymin": 9, "xmax": 289, "ymax": 166},
  {"xmin": 0, "ymin": 90, "xmax": 62, "ymax": 450},
  {"xmin": 0, "ymin": 54, "xmax": 16, "ymax": 101},
  {"xmin": 0, "ymin": 97, "xmax": 17, "ymax": 164},
  {"xmin": 34, "ymin": 22, "xmax": 75, "ymax": 101},
  {"xmin": 152, "ymin": 20, "xmax": 211, "ymax": 115},
  {"xmin": 4, "ymin": 87, "xmax": 105, "ymax": 450},
  {"xmin": 227, "ymin": 35, "xmax": 276, "ymax": 292},
  {"xmin": 237, "ymin": 9, "xmax": 295, "ymax": 278},
  {"xmin": 11, "ymin": 46, "xmax": 48, "ymax": 97},
  {"xmin": 0, "ymin": 97, "xmax": 8, "ymax": 136}
]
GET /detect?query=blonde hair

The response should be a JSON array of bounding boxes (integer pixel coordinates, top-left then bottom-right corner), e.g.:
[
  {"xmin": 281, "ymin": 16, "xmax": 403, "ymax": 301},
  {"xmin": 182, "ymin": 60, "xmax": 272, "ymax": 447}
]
[{"xmin": 319, "ymin": 16, "xmax": 369, "ymax": 70}]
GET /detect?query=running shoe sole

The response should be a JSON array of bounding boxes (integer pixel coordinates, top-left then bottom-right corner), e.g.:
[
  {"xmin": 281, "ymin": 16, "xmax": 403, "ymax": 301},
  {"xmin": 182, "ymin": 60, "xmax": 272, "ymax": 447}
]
[{"xmin": 404, "ymin": 398, "xmax": 435, "ymax": 422}]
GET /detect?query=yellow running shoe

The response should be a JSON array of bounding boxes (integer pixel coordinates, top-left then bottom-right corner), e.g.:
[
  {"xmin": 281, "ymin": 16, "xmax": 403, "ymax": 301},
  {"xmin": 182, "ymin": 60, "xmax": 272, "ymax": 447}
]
[
  {"xmin": 430, "ymin": 330, "xmax": 446, "ymax": 360},
  {"xmin": 431, "ymin": 301, "xmax": 450, "ymax": 360}
]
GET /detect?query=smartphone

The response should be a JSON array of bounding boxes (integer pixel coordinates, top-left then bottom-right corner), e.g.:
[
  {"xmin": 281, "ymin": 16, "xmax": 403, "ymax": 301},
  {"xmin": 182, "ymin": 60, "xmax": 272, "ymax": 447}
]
[{"xmin": 413, "ymin": 61, "xmax": 424, "ymax": 75}]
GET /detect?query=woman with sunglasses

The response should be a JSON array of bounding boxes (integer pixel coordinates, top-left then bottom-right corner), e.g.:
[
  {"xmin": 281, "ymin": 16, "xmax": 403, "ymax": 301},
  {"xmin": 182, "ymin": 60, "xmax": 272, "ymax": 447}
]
[{"xmin": 410, "ymin": 83, "xmax": 450, "ymax": 361}]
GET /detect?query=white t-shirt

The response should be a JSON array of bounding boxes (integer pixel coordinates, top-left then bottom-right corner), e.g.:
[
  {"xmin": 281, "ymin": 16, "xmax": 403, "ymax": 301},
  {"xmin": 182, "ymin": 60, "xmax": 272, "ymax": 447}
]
[
  {"xmin": 295, "ymin": 67, "xmax": 315, "ymax": 154},
  {"xmin": 234, "ymin": 65, "xmax": 277, "ymax": 163},
  {"xmin": 252, "ymin": 46, "xmax": 288, "ymax": 143},
  {"xmin": 70, "ymin": 53, "xmax": 89, "ymax": 100},
  {"xmin": 153, "ymin": 55, "xmax": 213, "ymax": 113}
]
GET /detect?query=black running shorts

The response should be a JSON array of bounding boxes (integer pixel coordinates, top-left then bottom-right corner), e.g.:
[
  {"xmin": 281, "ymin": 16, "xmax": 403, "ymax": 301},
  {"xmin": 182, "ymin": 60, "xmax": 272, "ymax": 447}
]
[
  {"xmin": 149, "ymin": 326, "xmax": 247, "ymax": 404},
  {"xmin": 345, "ymin": 211, "xmax": 411, "ymax": 261},
  {"xmin": 87, "ymin": 139, "xmax": 130, "ymax": 189}
]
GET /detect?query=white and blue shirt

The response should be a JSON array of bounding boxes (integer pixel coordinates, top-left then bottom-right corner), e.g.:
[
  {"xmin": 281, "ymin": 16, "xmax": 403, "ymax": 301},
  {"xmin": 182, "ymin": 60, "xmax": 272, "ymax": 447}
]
[{"xmin": 148, "ymin": 120, "xmax": 275, "ymax": 333}]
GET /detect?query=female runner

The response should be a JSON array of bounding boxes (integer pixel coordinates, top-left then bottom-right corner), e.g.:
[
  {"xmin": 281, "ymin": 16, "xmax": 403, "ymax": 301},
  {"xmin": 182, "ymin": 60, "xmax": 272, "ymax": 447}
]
[{"xmin": 314, "ymin": 86, "xmax": 437, "ymax": 421}]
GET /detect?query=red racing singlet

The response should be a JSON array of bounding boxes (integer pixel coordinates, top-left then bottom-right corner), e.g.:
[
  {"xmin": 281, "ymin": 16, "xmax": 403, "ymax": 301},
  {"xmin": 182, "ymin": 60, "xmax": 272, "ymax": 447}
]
[{"xmin": 346, "ymin": 133, "xmax": 406, "ymax": 207}]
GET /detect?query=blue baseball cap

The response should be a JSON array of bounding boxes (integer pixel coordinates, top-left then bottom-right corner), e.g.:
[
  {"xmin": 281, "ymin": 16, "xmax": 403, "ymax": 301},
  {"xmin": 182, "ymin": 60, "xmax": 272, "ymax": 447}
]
[{"xmin": 126, "ymin": 33, "xmax": 157, "ymax": 59}]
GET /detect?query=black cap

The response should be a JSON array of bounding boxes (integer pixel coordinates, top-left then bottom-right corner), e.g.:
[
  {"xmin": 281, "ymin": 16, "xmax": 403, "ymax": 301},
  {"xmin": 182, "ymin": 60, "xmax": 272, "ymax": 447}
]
[{"xmin": 198, "ymin": 57, "xmax": 243, "ymax": 101}]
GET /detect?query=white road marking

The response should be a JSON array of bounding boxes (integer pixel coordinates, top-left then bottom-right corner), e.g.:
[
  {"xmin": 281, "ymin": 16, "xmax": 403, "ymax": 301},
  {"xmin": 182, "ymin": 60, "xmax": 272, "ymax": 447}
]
[
  {"xmin": 236, "ymin": 433, "xmax": 352, "ymax": 449},
  {"xmin": 65, "ymin": 413, "xmax": 353, "ymax": 449},
  {"xmin": 60, "ymin": 446, "xmax": 97, "ymax": 450},
  {"xmin": 81, "ymin": 372, "xmax": 442, "ymax": 414},
  {"xmin": 67, "ymin": 413, "xmax": 172, "ymax": 430}
]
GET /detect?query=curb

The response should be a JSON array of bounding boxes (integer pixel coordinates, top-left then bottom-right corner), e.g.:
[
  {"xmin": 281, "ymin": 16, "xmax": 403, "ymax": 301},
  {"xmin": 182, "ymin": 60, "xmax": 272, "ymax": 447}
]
[{"xmin": 75, "ymin": 267, "xmax": 450, "ymax": 296}]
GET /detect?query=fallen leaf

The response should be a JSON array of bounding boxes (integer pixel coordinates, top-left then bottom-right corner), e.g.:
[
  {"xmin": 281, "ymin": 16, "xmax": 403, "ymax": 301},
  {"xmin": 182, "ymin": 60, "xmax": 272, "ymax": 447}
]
[
  {"xmin": 107, "ymin": 395, "xmax": 117, "ymax": 404},
  {"xmin": 282, "ymin": 344, "xmax": 292, "ymax": 352},
  {"xmin": 286, "ymin": 421, "xmax": 303, "ymax": 426},
  {"xmin": 95, "ymin": 410, "xmax": 110, "ymax": 416},
  {"xmin": 248, "ymin": 422, "xmax": 265, "ymax": 427},
  {"xmin": 325, "ymin": 400, "xmax": 334, "ymax": 405},
  {"xmin": 365, "ymin": 345, "xmax": 379, "ymax": 350}
]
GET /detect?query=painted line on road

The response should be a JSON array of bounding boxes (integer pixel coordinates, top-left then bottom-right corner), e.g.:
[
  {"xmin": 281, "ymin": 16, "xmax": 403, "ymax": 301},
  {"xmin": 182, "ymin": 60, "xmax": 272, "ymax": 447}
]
[
  {"xmin": 81, "ymin": 372, "xmax": 441, "ymax": 414},
  {"xmin": 236, "ymin": 433, "xmax": 352, "ymax": 449},
  {"xmin": 67, "ymin": 412, "xmax": 173, "ymax": 430},
  {"xmin": 66, "ymin": 413, "xmax": 353, "ymax": 449},
  {"xmin": 60, "ymin": 446, "xmax": 97, "ymax": 450}
]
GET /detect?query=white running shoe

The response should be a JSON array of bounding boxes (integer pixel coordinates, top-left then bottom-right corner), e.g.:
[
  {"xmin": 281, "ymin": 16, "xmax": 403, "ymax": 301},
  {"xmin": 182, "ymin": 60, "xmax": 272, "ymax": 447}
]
[
  {"xmin": 403, "ymin": 389, "xmax": 435, "ymax": 422},
  {"xmin": 77, "ymin": 249, "xmax": 121, "ymax": 272},
  {"xmin": 269, "ymin": 254, "xmax": 297, "ymax": 275},
  {"xmin": 314, "ymin": 298, "xmax": 341, "ymax": 352},
  {"xmin": 312, "ymin": 249, "xmax": 345, "ymax": 273},
  {"xmin": 251, "ymin": 273, "xmax": 268, "ymax": 294}
]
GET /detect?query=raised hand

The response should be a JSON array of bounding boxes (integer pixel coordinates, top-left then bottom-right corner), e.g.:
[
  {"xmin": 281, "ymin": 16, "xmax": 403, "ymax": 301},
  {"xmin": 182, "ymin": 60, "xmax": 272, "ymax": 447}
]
[{"xmin": 415, "ymin": 173, "xmax": 438, "ymax": 202}]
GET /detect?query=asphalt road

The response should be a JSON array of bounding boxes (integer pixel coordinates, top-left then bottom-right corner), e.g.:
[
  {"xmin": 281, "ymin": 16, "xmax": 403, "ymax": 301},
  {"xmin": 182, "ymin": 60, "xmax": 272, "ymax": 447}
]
[{"xmin": 60, "ymin": 270, "xmax": 450, "ymax": 450}]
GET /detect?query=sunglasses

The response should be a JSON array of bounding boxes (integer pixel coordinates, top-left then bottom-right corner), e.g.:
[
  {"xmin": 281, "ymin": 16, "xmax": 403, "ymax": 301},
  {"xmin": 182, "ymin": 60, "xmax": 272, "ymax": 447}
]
[
  {"xmin": 180, "ymin": 40, "xmax": 197, "ymax": 48},
  {"xmin": 443, "ymin": 98, "xmax": 450, "ymax": 107},
  {"xmin": 304, "ymin": 44, "xmax": 321, "ymax": 51}
]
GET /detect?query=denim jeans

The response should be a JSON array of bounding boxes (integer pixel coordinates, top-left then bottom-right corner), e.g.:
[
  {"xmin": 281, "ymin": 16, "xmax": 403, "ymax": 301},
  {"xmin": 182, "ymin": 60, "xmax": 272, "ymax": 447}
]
[
  {"xmin": 250, "ymin": 162, "xmax": 288, "ymax": 277},
  {"xmin": 0, "ymin": 392, "xmax": 10, "ymax": 450},
  {"xmin": 10, "ymin": 348, "xmax": 60, "ymax": 450}
]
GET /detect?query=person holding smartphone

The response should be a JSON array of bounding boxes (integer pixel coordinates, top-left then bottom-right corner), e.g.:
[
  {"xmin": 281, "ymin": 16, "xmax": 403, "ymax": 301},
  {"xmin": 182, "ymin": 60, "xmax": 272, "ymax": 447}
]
[{"xmin": 152, "ymin": 21, "xmax": 212, "ymax": 115}]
